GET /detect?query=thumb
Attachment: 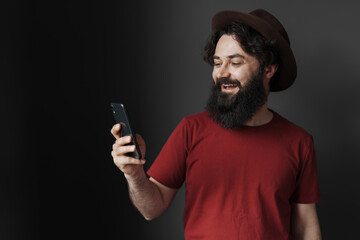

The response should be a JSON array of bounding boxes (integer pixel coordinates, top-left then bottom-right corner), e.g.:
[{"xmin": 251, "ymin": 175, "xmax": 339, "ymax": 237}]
[
  {"xmin": 135, "ymin": 134, "xmax": 145, "ymax": 145},
  {"xmin": 135, "ymin": 134, "xmax": 146, "ymax": 158}
]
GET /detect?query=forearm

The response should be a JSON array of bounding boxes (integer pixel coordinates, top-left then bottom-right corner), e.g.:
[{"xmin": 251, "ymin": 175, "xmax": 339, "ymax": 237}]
[
  {"xmin": 291, "ymin": 203, "xmax": 322, "ymax": 240},
  {"xmin": 125, "ymin": 169, "xmax": 165, "ymax": 220},
  {"xmin": 293, "ymin": 225, "xmax": 322, "ymax": 240}
]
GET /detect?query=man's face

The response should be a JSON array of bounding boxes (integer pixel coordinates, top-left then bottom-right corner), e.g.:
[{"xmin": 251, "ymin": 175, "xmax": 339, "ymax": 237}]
[
  {"xmin": 206, "ymin": 34, "xmax": 268, "ymax": 129},
  {"xmin": 212, "ymin": 34, "xmax": 261, "ymax": 93}
]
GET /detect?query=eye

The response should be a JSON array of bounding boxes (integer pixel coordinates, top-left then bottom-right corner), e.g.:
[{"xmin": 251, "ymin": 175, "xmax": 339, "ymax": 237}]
[
  {"xmin": 213, "ymin": 62, "xmax": 222, "ymax": 67},
  {"xmin": 232, "ymin": 62, "xmax": 242, "ymax": 66}
]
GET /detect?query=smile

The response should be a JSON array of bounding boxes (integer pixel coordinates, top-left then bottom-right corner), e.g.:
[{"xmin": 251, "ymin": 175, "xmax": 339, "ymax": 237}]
[{"xmin": 221, "ymin": 84, "xmax": 239, "ymax": 94}]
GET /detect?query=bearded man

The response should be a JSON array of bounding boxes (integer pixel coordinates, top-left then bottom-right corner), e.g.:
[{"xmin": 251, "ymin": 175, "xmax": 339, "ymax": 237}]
[{"xmin": 111, "ymin": 9, "xmax": 322, "ymax": 240}]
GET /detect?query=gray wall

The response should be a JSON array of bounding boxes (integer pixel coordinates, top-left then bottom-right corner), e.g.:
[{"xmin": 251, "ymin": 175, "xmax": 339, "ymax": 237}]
[{"xmin": 1, "ymin": 0, "xmax": 359, "ymax": 239}]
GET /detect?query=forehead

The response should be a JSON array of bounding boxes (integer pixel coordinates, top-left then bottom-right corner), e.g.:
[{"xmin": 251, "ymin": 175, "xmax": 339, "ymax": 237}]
[{"xmin": 214, "ymin": 34, "xmax": 248, "ymax": 58}]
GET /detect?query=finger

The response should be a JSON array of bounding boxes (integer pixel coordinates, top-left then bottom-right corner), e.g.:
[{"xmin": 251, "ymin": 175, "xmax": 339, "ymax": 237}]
[
  {"xmin": 113, "ymin": 156, "xmax": 146, "ymax": 165},
  {"xmin": 110, "ymin": 124, "xmax": 122, "ymax": 139},
  {"xmin": 113, "ymin": 135, "xmax": 132, "ymax": 148},
  {"xmin": 112, "ymin": 145, "xmax": 136, "ymax": 156}
]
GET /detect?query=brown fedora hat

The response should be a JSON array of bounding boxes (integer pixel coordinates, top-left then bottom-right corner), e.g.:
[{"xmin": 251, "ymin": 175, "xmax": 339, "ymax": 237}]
[{"xmin": 211, "ymin": 9, "xmax": 297, "ymax": 92}]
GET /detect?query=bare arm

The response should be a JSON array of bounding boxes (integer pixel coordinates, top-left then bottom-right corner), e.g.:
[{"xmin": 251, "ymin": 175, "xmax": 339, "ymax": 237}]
[
  {"xmin": 125, "ymin": 168, "xmax": 177, "ymax": 220},
  {"xmin": 291, "ymin": 203, "xmax": 322, "ymax": 240},
  {"xmin": 111, "ymin": 124, "xmax": 177, "ymax": 220}
]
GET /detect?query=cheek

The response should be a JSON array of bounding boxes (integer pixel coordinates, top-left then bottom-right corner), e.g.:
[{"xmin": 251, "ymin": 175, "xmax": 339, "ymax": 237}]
[
  {"xmin": 233, "ymin": 68, "xmax": 252, "ymax": 83},
  {"xmin": 211, "ymin": 69, "xmax": 217, "ymax": 83}
]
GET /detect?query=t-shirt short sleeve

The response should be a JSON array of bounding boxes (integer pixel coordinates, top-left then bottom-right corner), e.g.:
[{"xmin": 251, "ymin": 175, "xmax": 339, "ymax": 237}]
[
  {"xmin": 147, "ymin": 118, "xmax": 189, "ymax": 189},
  {"xmin": 290, "ymin": 136, "xmax": 322, "ymax": 203}
]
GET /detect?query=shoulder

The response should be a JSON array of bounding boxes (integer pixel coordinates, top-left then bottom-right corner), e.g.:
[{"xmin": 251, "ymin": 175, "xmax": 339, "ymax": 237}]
[
  {"xmin": 272, "ymin": 111, "xmax": 313, "ymax": 144},
  {"xmin": 176, "ymin": 111, "xmax": 214, "ymax": 136},
  {"xmin": 181, "ymin": 111, "xmax": 212, "ymax": 127}
]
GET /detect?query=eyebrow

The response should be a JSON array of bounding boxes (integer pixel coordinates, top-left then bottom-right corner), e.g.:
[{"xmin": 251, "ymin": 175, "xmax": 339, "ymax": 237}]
[{"xmin": 213, "ymin": 53, "xmax": 245, "ymax": 60}]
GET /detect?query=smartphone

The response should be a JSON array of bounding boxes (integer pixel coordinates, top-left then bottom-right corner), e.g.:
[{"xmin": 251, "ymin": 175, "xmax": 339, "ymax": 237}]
[{"xmin": 110, "ymin": 103, "xmax": 142, "ymax": 159}]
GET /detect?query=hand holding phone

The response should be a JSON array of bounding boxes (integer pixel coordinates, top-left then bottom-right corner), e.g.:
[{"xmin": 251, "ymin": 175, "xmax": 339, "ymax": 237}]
[
  {"xmin": 110, "ymin": 103, "xmax": 146, "ymax": 177},
  {"xmin": 110, "ymin": 103, "xmax": 142, "ymax": 159}
]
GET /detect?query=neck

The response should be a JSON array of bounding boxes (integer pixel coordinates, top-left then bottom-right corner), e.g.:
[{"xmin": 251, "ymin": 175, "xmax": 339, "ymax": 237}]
[{"xmin": 244, "ymin": 104, "xmax": 273, "ymax": 127}]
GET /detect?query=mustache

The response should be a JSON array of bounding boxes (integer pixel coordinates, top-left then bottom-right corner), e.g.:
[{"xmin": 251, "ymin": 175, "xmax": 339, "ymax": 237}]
[{"xmin": 215, "ymin": 78, "xmax": 241, "ymax": 87}]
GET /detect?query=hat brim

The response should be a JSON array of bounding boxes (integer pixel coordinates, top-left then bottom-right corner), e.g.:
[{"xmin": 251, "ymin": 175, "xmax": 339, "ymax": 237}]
[{"xmin": 212, "ymin": 10, "xmax": 297, "ymax": 92}]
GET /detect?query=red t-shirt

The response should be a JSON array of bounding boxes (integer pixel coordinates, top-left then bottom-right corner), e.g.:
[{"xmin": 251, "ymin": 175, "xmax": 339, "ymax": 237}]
[{"xmin": 147, "ymin": 111, "xmax": 321, "ymax": 240}]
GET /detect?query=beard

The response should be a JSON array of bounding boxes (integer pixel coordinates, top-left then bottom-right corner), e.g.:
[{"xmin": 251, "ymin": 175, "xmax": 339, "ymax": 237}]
[{"xmin": 205, "ymin": 69, "xmax": 267, "ymax": 129}]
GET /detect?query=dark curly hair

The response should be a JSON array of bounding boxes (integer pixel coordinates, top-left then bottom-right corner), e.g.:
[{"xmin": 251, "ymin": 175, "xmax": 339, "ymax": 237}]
[{"xmin": 204, "ymin": 22, "xmax": 280, "ymax": 83}]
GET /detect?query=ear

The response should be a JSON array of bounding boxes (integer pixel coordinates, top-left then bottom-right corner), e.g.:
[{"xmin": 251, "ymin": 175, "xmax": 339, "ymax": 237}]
[
  {"xmin": 263, "ymin": 64, "xmax": 278, "ymax": 94},
  {"xmin": 264, "ymin": 64, "xmax": 278, "ymax": 79}
]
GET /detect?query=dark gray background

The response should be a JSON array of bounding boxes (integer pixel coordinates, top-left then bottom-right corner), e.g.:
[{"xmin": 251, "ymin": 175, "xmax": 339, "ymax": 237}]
[{"xmin": 1, "ymin": 0, "xmax": 359, "ymax": 239}]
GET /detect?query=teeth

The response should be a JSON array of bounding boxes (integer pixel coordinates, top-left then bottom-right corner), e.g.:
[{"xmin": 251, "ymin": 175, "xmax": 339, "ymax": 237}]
[{"xmin": 223, "ymin": 84, "xmax": 237, "ymax": 87}]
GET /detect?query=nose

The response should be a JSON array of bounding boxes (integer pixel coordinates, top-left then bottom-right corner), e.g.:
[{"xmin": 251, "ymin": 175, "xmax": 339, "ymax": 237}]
[{"xmin": 216, "ymin": 64, "xmax": 230, "ymax": 79}]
